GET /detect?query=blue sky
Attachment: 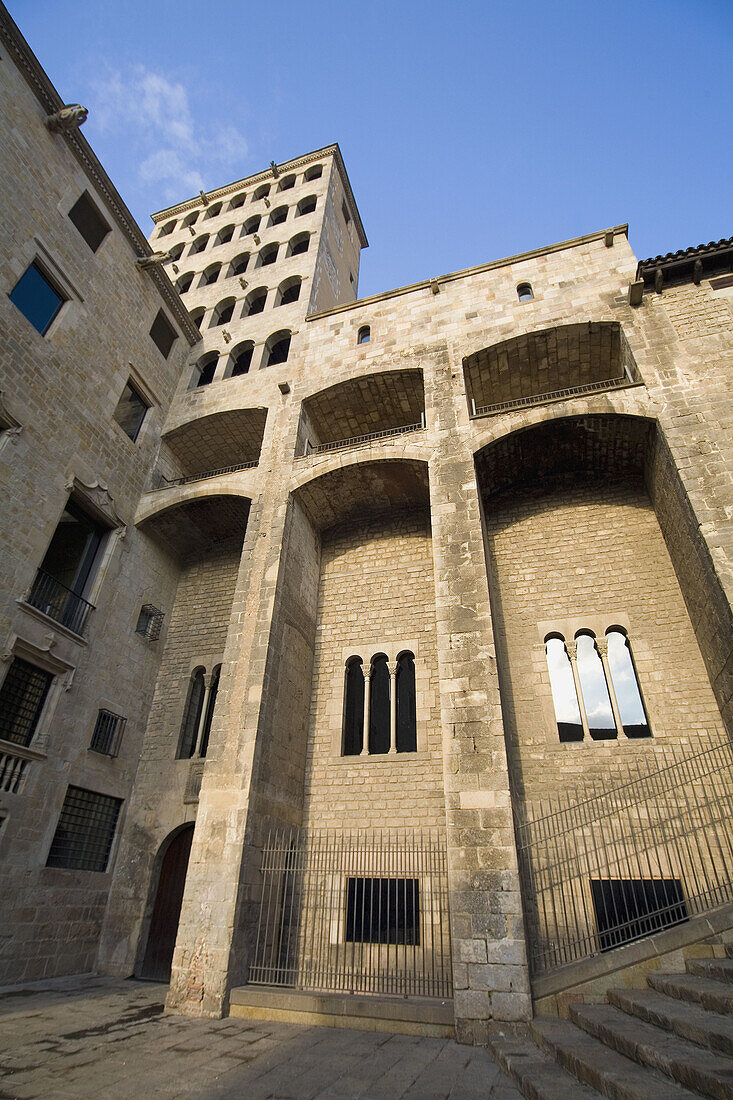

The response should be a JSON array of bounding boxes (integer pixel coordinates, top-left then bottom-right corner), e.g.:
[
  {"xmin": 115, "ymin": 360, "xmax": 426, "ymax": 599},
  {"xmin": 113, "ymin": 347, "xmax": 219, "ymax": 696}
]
[{"xmin": 10, "ymin": 0, "xmax": 732, "ymax": 298}]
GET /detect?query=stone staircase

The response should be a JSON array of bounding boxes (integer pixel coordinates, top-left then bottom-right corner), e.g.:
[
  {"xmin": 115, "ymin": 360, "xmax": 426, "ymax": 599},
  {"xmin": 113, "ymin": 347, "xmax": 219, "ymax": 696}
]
[{"xmin": 490, "ymin": 954, "xmax": 733, "ymax": 1099}]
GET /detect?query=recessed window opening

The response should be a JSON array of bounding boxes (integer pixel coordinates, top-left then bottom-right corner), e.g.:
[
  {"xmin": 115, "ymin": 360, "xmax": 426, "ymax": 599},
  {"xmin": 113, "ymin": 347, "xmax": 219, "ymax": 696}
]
[
  {"xmin": 395, "ymin": 652, "xmax": 417, "ymax": 752},
  {"xmin": 210, "ymin": 298, "xmax": 234, "ymax": 327},
  {"xmin": 216, "ymin": 225, "xmax": 234, "ymax": 245},
  {"xmin": 264, "ymin": 331, "xmax": 291, "ymax": 366},
  {"xmin": 297, "ymin": 196, "xmax": 317, "ymax": 216},
  {"xmin": 150, "ymin": 310, "xmax": 177, "ymax": 357},
  {"xmin": 244, "ymin": 288, "xmax": 267, "ymax": 316},
  {"xmin": 268, "ymin": 206, "xmax": 288, "ymax": 226},
  {"xmin": 182, "ymin": 212, "xmax": 199, "ymax": 228},
  {"xmin": 28, "ymin": 496, "xmax": 107, "ymax": 633},
  {"xmin": 9, "ymin": 261, "xmax": 66, "ymax": 335},
  {"xmin": 341, "ymin": 199, "xmax": 351, "ymax": 226},
  {"xmin": 243, "ymin": 216, "xmax": 261, "ymax": 236},
  {"xmin": 606, "ymin": 629, "xmax": 650, "ymax": 738},
  {"xmin": 0, "ymin": 657, "xmax": 53, "ymax": 747},
  {"xmin": 342, "ymin": 656, "xmax": 364, "ymax": 756},
  {"xmin": 177, "ymin": 668, "xmax": 205, "ymax": 758},
  {"xmin": 194, "ymin": 353, "xmax": 219, "ymax": 387},
  {"xmin": 278, "ymin": 174, "xmax": 295, "ymax": 191},
  {"xmin": 136, "ymin": 604, "xmax": 164, "ymax": 640},
  {"xmin": 90, "ymin": 709, "xmax": 126, "ymax": 757},
  {"xmin": 345, "ymin": 877, "xmax": 419, "ymax": 945},
  {"xmin": 368, "ymin": 654, "xmax": 390, "ymax": 754},
  {"xmin": 304, "ymin": 164, "xmax": 323, "ymax": 181},
  {"xmin": 198, "ymin": 664, "xmax": 221, "ymax": 757},
  {"xmin": 576, "ymin": 633, "xmax": 616, "ymax": 740},
  {"xmin": 176, "ymin": 272, "xmax": 194, "ymax": 293},
  {"xmin": 288, "ymin": 233, "xmax": 309, "ymax": 257},
  {"xmin": 357, "ymin": 325, "xmax": 370, "ymax": 345},
  {"xmin": 229, "ymin": 192, "xmax": 246, "ymax": 209},
  {"xmin": 189, "ymin": 307, "xmax": 205, "ymax": 330},
  {"xmin": 46, "ymin": 786, "xmax": 122, "ymax": 872},
  {"xmin": 189, "ymin": 234, "xmax": 209, "ymax": 254},
  {"xmin": 113, "ymin": 379, "xmax": 148, "ymax": 441},
  {"xmin": 253, "ymin": 184, "xmax": 270, "ymax": 200},
  {"xmin": 229, "ymin": 253, "xmax": 249, "ymax": 277},
  {"xmin": 205, "ymin": 202, "xmax": 222, "ymax": 219},
  {"xmin": 158, "ymin": 219, "xmax": 176, "ymax": 236},
  {"xmin": 258, "ymin": 243, "xmax": 279, "ymax": 267},
  {"xmin": 229, "ymin": 342, "xmax": 254, "ymax": 377},
  {"xmin": 167, "ymin": 243, "xmax": 184, "ymax": 262},
  {"xmin": 68, "ymin": 192, "xmax": 111, "ymax": 252},
  {"xmin": 200, "ymin": 263, "xmax": 221, "ymax": 287},
  {"xmin": 277, "ymin": 278, "xmax": 301, "ymax": 305},
  {"xmin": 545, "ymin": 636, "xmax": 583, "ymax": 742},
  {"xmin": 517, "ymin": 282, "xmax": 534, "ymax": 302},
  {"xmin": 591, "ymin": 879, "xmax": 688, "ymax": 952}
]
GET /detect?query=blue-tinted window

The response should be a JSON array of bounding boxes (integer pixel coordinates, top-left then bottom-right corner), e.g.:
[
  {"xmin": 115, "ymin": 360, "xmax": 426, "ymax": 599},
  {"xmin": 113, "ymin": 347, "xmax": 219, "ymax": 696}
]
[{"xmin": 9, "ymin": 262, "xmax": 65, "ymax": 335}]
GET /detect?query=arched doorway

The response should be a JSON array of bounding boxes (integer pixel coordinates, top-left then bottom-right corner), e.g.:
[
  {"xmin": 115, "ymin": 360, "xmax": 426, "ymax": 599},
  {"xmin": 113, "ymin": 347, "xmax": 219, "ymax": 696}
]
[{"xmin": 138, "ymin": 824, "xmax": 194, "ymax": 981}]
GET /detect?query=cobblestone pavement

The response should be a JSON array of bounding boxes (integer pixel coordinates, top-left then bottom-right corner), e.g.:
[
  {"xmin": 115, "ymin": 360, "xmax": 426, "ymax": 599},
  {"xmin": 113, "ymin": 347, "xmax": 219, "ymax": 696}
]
[{"xmin": 0, "ymin": 976, "xmax": 522, "ymax": 1099}]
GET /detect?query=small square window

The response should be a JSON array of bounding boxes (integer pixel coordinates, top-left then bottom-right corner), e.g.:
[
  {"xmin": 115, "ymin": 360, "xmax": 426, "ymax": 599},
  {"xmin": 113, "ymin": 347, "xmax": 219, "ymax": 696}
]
[
  {"xmin": 345, "ymin": 877, "xmax": 419, "ymax": 945},
  {"xmin": 113, "ymin": 380, "xmax": 149, "ymax": 441},
  {"xmin": 68, "ymin": 192, "xmax": 110, "ymax": 253},
  {"xmin": 46, "ymin": 786, "xmax": 122, "ymax": 872},
  {"xmin": 136, "ymin": 604, "xmax": 164, "ymax": 641},
  {"xmin": 0, "ymin": 657, "xmax": 53, "ymax": 747},
  {"xmin": 8, "ymin": 261, "xmax": 66, "ymax": 335},
  {"xmin": 90, "ymin": 709, "xmax": 126, "ymax": 757},
  {"xmin": 341, "ymin": 200, "xmax": 351, "ymax": 226},
  {"xmin": 149, "ymin": 310, "xmax": 177, "ymax": 359}
]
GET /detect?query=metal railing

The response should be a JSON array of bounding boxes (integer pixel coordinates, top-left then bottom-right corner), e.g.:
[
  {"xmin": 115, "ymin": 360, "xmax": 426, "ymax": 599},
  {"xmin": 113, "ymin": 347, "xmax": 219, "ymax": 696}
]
[
  {"xmin": 26, "ymin": 569, "xmax": 94, "ymax": 636},
  {"xmin": 471, "ymin": 375, "xmax": 634, "ymax": 418},
  {"xmin": 515, "ymin": 737, "xmax": 733, "ymax": 977},
  {"xmin": 298, "ymin": 422, "xmax": 424, "ymax": 458},
  {"xmin": 0, "ymin": 749, "xmax": 29, "ymax": 794},
  {"xmin": 250, "ymin": 826, "xmax": 452, "ymax": 998},
  {"xmin": 151, "ymin": 460, "xmax": 258, "ymax": 490}
]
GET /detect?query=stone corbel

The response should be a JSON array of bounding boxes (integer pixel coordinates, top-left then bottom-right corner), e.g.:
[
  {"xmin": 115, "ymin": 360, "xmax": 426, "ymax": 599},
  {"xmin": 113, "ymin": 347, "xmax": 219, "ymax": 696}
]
[
  {"xmin": 65, "ymin": 475, "xmax": 125, "ymax": 529},
  {"xmin": 45, "ymin": 104, "xmax": 88, "ymax": 132}
]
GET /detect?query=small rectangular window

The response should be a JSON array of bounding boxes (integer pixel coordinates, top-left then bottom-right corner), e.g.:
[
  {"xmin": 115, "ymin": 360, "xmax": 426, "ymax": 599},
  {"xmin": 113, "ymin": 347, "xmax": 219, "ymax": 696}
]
[
  {"xmin": 0, "ymin": 657, "xmax": 53, "ymax": 747},
  {"xmin": 345, "ymin": 877, "xmax": 419, "ymax": 945},
  {"xmin": 46, "ymin": 786, "xmax": 122, "ymax": 872},
  {"xmin": 113, "ymin": 380, "xmax": 149, "ymax": 441},
  {"xmin": 341, "ymin": 200, "xmax": 351, "ymax": 226},
  {"xmin": 68, "ymin": 192, "xmax": 110, "ymax": 253},
  {"xmin": 591, "ymin": 878, "xmax": 688, "ymax": 952},
  {"xmin": 135, "ymin": 604, "xmax": 164, "ymax": 641},
  {"xmin": 149, "ymin": 310, "xmax": 177, "ymax": 359},
  {"xmin": 8, "ymin": 261, "xmax": 66, "ymax": 335},
  {"xmin": 90, "ymin": 709, "xmax": 126, "ymax": 757}
]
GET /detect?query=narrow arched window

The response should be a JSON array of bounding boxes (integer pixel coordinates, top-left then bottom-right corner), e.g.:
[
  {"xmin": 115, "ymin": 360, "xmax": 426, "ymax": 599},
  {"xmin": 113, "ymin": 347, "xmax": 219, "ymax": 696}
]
[
  {"xmin": 198, "ymin": 664, "xmax": 221, "ymax": 757},
  {"xmin": 369, "ymin": 654, "xmax": 390, "ymax": 754},
  {"xmin": 517, "ymin": 282, "xmax": 533, "ymax": 302},
  {"xmin": 545, "ymin": 635, "xmax": 583, "ymax": 742},
  {"xmin": 342, "ymin": 656, "xmax": 364, "ymax": 756},
  {"xmin": 216, "ymin": 224, "xmax": 234, "ymax": 245},
  {"xmin": 158, "ymin": 219, "xmax": 176, "ymax": 236},
  {"xmin": 229, "ymin": 342, "xmax": 253, "ymax": 377},
  {"xmin": 204, "ymin": 202, "xmax": 222, "ymax": 220},
  {"xmin": 278, "ymin": 174, "xmax": 296, "ymax": 191},
  {"xmin": 176, "ymin": 272, "xmax": 194, "ymax": 293},
  {"xmin": 606, "ymin": 629, "xmax": 651, "ymax": 738},
  {"xmin": 229, "ymin": 192, "xmax": 246, "ymax": 209},
  {"xmin": 576, "ymin": 633, "xmax": 616, "ymax": 740},
  {"xmin": 210, "ymin": 298, "xmax": 234, "ymax": 327},
  {"xmin": 297, "ymin": 196, "xmax": 317, "ymax": 216},
  {"xmin": 396, "ymin": 651, "xmax": 417, "ymax": 752},
  {"xmin": 167, "ymin": 243, "xmax": 184, "ymax": 262},
  {"xmin": 288, "ymin": 233, "xmax": 309, "ymax": 257},
  {"xmin": 243, "ymin": 216, "xmax": 261, "ymax": 236},
  {"xmin": 277, "ymin": 278, "xmax": 301, "ymax": 306},
  {"xmin": 177, "ymin": 668, "xmax": 205, "ymax": 758},
  {"xmin": 243, "ymin": 287, "xmax": 267, "ymax": 316},
  {"xmin": 189, "ymin": 307, "xmax": 205, "ymax": 330},
  {"xmin": 190, "ymin": 234, "xmax": 209, "ymax": 254},
  {"xmin": 229, "ymin": 253, "xmax": 249, "ymax": 277},
  {"xmin": 269, "ymin": 206, "xmax": 288, "ymax": 227},
  {"xmin": 200, "ymin": 263, "xmax": 221, "ymax": 286},
  {"xmin": 265, "ymin": 332, "xmax": 291, "ymax": 366},
  {"xmin": 194, "ymin": 353, "xmax": 218, "ymax": 387},
  {"xmin": 254, "ymin": 184, "xmax": 270, "ymax": 200},
  {"xmin": 183, "ymin": 212, "xmax": 199, "ymax": 228},
  {"xmin": 357, "ymin": 325, "xmax": 370, "ymax": 345},
  {"xmin": 258, "ymin": 243, "xmax": 279, "ymax": 267},
  {"xmin": 304, "ymin": 164, "xmax": 323, "ymax": 181}
]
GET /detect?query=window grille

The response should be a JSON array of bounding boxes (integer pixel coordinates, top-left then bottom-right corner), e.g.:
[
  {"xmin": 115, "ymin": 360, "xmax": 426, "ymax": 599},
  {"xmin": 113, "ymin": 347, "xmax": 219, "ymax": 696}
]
[
  {"xmin": 345, "ymin": 878, "xmax": 420, "ymax": 945},
  {"xmin": 46, "ymin": 786, "xmax": 122, "ymax": 872},
  {"xmin": 0, "ymin": 657, "xmax": 53, "ymax": 747},
  {"xmin": 591, "ymin": 878, "xmax": 687, "ymax": 952},
  {"xmin": 136, "ymin": 604, "xmax": 164, "ymax": 641},
  {"xmin": 90, "ymin": 709, "xmax": 126, "ymax": 757}
]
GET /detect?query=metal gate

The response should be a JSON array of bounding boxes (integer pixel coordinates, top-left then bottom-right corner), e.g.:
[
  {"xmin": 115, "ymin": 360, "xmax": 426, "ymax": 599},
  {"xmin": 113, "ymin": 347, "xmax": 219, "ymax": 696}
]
[{"xmin": 249, "ymin": 826, "xmax": 452, "ymax": 998}]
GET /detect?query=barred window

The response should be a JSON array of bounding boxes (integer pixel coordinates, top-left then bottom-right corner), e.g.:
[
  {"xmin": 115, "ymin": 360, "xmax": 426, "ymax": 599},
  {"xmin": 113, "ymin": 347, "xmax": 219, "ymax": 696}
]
[
  {"xmin": 90, "ymin": 709, "xmax": 126, "ymax": 757},
  {"xmin": 345, "ymin": 877, "xmax": 419, "ymax": 945},
  {"xmin": 46, "ymin": 786, "xmax": 122, "ymax": 871},
  {"xmin": 136, "ymin": 604, "xmax": 164, "ymax": 641},
  {"xmin": 0, "ymin": 657, "xmax": 53, "ymax": 747}
]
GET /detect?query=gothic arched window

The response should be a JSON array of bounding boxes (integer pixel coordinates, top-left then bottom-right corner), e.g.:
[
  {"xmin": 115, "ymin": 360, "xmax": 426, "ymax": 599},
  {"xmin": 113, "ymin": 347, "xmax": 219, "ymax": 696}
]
[
  {"xmin": 545, "ymin": 635, "xmax": 583, "ymax": 742},
  {"xmin": 575, "ymin": 633, "xmax": 616, "ymax": 740},
  {"xmin": 368, "ymin": 654, "xmax": 390, "ymax": 755},
  {"xmin": 199, "ymin": 664, "xmax": 221, "ymax": 757},
  {"xmin": 177, "ymin": 668, "xmax": 205, "ymax": 758},
  {"xmin": 342, "ymin": 656, "xmax": 364, "ymax": 756},
  {"xmin": 395, "ymin": 651, "xmax": 417, "ymax": 753},
  {"xmin": 606, "ymin": 628, "xmax": 651, "ymax": 738}
]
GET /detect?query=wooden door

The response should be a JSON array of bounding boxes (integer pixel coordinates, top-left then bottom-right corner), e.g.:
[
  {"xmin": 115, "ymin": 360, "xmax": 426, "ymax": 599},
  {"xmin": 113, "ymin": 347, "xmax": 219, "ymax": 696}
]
[{"xmin": 139, "ymin": 826, "xmax": 194, "ymax": 981}]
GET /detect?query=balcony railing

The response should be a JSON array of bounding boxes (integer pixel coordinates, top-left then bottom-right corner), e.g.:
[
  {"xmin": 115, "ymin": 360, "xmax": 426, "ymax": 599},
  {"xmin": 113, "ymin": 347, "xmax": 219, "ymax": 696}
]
[
  {"xmin": 0, "ymin": 748, "xmax": 29, "ymax": 794},
  {"xmin": 151, "ymin": 460, "xmax": 258, "ymax": 491},
  {"xmin": 298, "ymin": 421, "xmax": 424, "ymax": 458},
  {"xmin": 26, "ymin": 569, "xmax": 95, "ymax": 636},
  {"xmin": 470, "ymin": 375, "xmax": 635, "ymax": 419}
]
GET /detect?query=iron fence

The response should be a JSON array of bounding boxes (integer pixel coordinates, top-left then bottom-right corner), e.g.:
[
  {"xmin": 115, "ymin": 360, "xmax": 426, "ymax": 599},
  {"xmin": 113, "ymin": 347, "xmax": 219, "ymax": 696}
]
[
  {"xmin": 249, "ymin": 826, "xmax": 452, "ymax": 998},
  {"xmin": 298, "ymin": 422, "xmax": 424, "ymax": 458},
  {"xmin": 26, "ymin": 569, "xmax": 94, "ymax": 636},
  {"xmin": 515, "ymin": 738, "xmax": 733, "ymax": 976},
  {"xmin": 471, "ymin": 375, "xmax": 635, "ymax": 418},
  {"xmin": 151, "ymin": 460, "xmax": 257, "ymax": 490}
]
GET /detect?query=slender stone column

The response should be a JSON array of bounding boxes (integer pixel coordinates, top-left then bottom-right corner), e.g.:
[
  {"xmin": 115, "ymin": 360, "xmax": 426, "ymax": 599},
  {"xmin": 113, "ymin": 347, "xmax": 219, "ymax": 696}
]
[
  {"xmin": 565, "ymin": 640, "xmax": 591, "ymax": 741},
  {"xmin": 596, "ymin": 636, "xmax": 624, "ymax": 737},
  {"xmin": 361, "ymin": 669, "xmax": 371, "ymax": 756},
  {"xmin": 388, "ymin": 661, "xmax": 398, "ymax": 753},
  {"xmin": 192, "ymin": 672, "xmax": 214, "ymax": 758}
]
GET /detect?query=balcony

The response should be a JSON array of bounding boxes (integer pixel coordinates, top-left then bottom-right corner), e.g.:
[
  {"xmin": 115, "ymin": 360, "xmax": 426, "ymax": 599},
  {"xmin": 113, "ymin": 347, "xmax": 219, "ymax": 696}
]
[
  {"xmin": 154, "ymin": 408, "xmax": 267, "ymax": 489},
  {"xmin": 151, "ymin": 460, "xmax": 258, "ymax": 490},
  {"xmin": 26, "ymin": 569, "xmax": 95, "ymax": 636}
]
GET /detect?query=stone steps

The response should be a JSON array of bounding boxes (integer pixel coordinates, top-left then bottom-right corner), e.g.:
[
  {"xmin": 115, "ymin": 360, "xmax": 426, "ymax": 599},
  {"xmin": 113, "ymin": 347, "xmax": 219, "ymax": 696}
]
[
  {"xmin": 648, "ymin": 971, "xmax": 733, "ymax": 1016},
  {"xmin": 608, "ymin": 986, "xmax": 733, "ymax": 1055},
  {"xmin": 687, "ymin": 958, "xmax": 733, "ymax": 984},
  {"xmin": 488, "ymin": 1033, "xmax": 602, "ymax": 1100}
]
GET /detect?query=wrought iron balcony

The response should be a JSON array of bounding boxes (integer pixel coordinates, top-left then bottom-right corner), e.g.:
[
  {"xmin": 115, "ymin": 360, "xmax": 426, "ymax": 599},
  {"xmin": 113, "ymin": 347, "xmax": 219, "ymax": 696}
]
[
  {"xmin": 26, "ymin": 569, "xmax": 95, "ymax": 636},
  {"xmin": 151, "ymin": 460, "xmax": 258, "ymax": 491}
]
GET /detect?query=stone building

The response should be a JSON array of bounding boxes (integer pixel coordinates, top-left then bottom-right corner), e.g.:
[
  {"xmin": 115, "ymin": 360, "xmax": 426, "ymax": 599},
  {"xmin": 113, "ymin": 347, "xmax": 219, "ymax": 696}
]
[{"xmin": 1, "ymin": 0, "xmax": 733, "ymax": 1057}]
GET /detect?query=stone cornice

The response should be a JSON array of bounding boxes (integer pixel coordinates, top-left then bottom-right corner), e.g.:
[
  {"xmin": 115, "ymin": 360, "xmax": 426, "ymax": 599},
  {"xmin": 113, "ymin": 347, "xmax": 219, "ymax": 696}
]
[
  {"xmin": 306, "ymin": 225, "xmax": 631, "ymax": 321},
  {"xmin": 0, "ymin": 2, "xmax": 200, "ymax": 346}
]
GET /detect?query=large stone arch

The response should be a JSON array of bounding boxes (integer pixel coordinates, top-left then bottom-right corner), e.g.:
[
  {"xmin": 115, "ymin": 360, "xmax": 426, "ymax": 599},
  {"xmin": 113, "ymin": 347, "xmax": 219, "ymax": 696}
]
[
  {"xmin": 136, "ymin": 490, "xmax": 252, "ymax": 559},
  {"xmin": 290, "ymin": 454, "xmax": 431, "ymax": 528}
]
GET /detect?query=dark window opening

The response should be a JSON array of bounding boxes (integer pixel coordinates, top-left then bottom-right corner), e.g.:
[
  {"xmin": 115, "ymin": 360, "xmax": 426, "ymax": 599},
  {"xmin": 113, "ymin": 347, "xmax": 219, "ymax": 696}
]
[
  {"xmin": 591, "ymin": 878, "xmax": 688, "ymax": 952},
  {"xmin": 158, "ymin": 219, "xmax": 176, "ymax": 236},
  {"xmin": 28, "ymin": 497, "xmax": 106, "ymax": 632},
  {"xmin": 167, "ymin": 244, "xmax": 184, "ymax": 261},
  {"xmin": 201, "ymin": 265, "xmax": 221, "ymax": 286},
  {"xmin": 0, "ymin": 658, "xmax": 53, "ymax": 747},
  {"xmin": 150, "ymin": 310, "xmax": 177, "ymax": 358},
  {"xmin": 304, "ymin": 164, "xmax": 323, "ymax": 181},
  {"xmin": 205, "ymin": 202, "xmax": 222, "ymax": 219},
  {"xmin": 345, "ymin": 878, "xmax": 419, "ymax": 945},
  {"xmin": 357, "ymin": 325, "xmax": 370, "ymax": 345},
  {"xmin": 9, "ymin": 261, "xmax": 66, "ymax": 335},
  {"xmin": 368, "ymin": 654, "xmax": 390, "ymax": 754},
  {"xmin": 517, "ymin": 282, "xmax": 534, "ymax": 302},
  {"xmin": 190, "ymin": 235, "xmax": 209, "ymax": 254},
  {"xmin": 278, "ymin": 175, "xmax": 296, "ymax": 191},
  {"xmin": 211, "ymin": 301, "xmax": 234, "ymax": 327},
  {"xmin": 342, "ymin": 656, "xmax": 364, "ymax": 755},
  {"xmin": 136, "ymin": 604, "xmax": 164, "ymax": 640},
  {"xmin": 216, "ymin": 225, "xmax": 234, "ymax": 244},
  {"xmin": 244, "ymin": 217, "xmax": 261, "ymax": 236},
  {"xmin": 183, "ymin": 212, "xmax": 198, "ymax": 227},
  {"xmin": 46, "ymin": 786, "xmax": 122, "ymax": 872},
  {"xmin": 289, "ymin": 234, "xmax": 309, "ymax": 256},
  {"xmin": 297, "ymin": 196, "xmax": 317, "ymax": 216},
  {"xmin": 254, "ymin": 184, "xmax": 270, "ymax": 200},
  {"xmin": 198, "ymin": 664, "xmax": 221, "ymax": 757},
  {"xmin": 230, "ymin": 253, "xmax": 249, "ymax": 276},
  {"xmin": 90, "ymin": 709, "xmax": 126, "ymax": 757},
  {"xmin": 279, "ymin": 280, "xmax": 301, "ymax": 305},
  {"xmin": 245, "ymin": 290, "xmax": 267, "ymax": 316},
  {"xmin": 68, "ymin": 192, "xmax": 110, "ymax": 252},
  {"xmin": 341, "ymin": 199, "xmax": 351, "ymax": 226},
  {"xmin": 229, "ymin": 193, "xmax": 246, "ymax": 209},
  {"xmin": 176, "ymin": 273, "xmax": 194, "ymax": 293},
  {"xmin": 177, "ymin": 669, "xmax": 205, "ymax": 758},
  {"xmin": 266, "ymin": 334, "xmax": 291, "ymax": 366},
  {"xmin": 259, "ymin": 244, "xmax": 279, "ymax": 266},
  {"xmin": 230, "ymin": 344, "xmax": 253, "ymax": 376},
  {"xmin": 196, "ymin": 355, "xmax": 218, "ymax": 386},
  {"xmin": 396, "ymin": 652, "xmax": 417, "ymax": 752},
  {"xmin": 113, "ymin": 379, "xmax": 148, "ymax": 441},
  {"xmin": 190, "ymin": 308, "xmax": 205, "ymax": 330},
  {"xmin": 269, "ymin": 206, "xmax": 288, "ymax": 226}
]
